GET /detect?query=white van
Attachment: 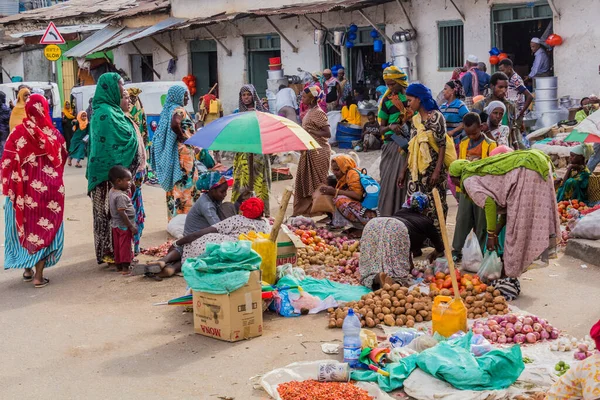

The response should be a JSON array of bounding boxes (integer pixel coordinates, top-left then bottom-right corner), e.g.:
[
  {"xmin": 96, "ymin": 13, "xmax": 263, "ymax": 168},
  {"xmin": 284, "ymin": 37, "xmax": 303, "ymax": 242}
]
[
  {"xmin": 71, "ymin": 85, "xmax": 96, "ymax": 116},
  {"xmin": 0, "ymin": 81, "xmax": 62, "ymax": 131}
]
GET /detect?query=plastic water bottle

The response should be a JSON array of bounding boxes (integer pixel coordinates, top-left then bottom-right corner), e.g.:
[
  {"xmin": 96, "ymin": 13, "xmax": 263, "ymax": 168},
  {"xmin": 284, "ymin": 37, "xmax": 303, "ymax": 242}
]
[{"xmin": 342, "ymin": 309, "xmax": 362, "ymax": 367}]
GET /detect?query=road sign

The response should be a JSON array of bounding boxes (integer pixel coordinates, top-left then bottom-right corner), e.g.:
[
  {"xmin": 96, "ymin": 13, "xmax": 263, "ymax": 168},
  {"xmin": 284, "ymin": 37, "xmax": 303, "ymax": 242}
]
[
  {"xmin": 40, "ymin": 22, "xmax": 65, "ymax": 45},
  {"xmin": 44, "ymin": 45, "xmax": 62, "ymax": 61}
]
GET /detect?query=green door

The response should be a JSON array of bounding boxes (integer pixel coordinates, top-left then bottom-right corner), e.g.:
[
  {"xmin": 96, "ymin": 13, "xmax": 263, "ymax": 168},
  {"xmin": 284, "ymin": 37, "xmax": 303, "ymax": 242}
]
[
  {"xmin": 191, "ymin": 40, "xmax": 218, "ymax": 112},
  {"xmin": 245, "ymin": 35, "xmax": 281, "ymax": 99}
]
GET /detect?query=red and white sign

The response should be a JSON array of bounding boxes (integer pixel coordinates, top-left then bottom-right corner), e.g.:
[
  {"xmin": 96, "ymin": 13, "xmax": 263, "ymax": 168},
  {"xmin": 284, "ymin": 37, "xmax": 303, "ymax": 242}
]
[{"xmin": 40, "ymin": 22, "xmax": 65, "ymax": 45}]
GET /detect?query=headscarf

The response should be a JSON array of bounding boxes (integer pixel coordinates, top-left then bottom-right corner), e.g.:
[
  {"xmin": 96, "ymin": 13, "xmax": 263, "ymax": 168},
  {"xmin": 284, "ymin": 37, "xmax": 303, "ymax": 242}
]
[
  {"xmin": 9, "ymin": 88, "xmax": 29, "ymax": 132},
  {"xmin": 239, "ymin": 84, "xmax": 266, "ymax": 112},
  {"xmin": 62, "ymin": 100, "xmax": 75, "ymax": 120},
  {"xmin": 403, "ymin": 191, "xmax": 429, "ymax": 212},
  {"xmin": 485, "ymin": 100, "xmax": 506, "ymax": 116},
  {"xmin": 376, "ymin": 85, "xmax": 388, "ymax": 98},
  {"xmin": 571, "ymin": 144, "xmax": 594, "ymax": 161},
  {"xmin": 380, "ymin": 66, "xmax": 409, "ymax": 106},
  {"xmin": 489, "ymin": 145, "xmax": 514, "ymax": 157},
  {"xmin": 449, "ymin": 150, "xmax": 551, "ymax": 189},
  {"xmin": 87, "ymin": 73, "xmax": 138, "ymax": 193},
  {"xmin": 446, "ymin": 80, "xmax": 465, "ymax": 100},
  {"xmin": 1, "ymin": 94, "xmax": 66, "ymax": 254},
  {"xmin": 530, "ymin": 37, "xmax": 541, "ymax": 44},
  {"xmin": 127, "ymin": 87, "xmax": 142, "ymax": 99},
  {"xmin": 240, "ymin": 197, "xmax": 264, "ymax": 219},
  {"xmin": 304, "ymin": 85, "xmax": 324, "ymax": 102},
  {"xmin": 77, "ymin": 111, "xmax": 88, "ymax": 131},
  {"xmin": 332, "ymin": 154, "xmax": 358, "ymax": 189},
  {"xmin": 406, "ymin": 83, "xmax": 439, "ymax": 112},
  {"xmin": 151, "ymin": 85, "xmax": 188, "ymax": 191},
  {"xmin": 196, "ymin": 171, "xmax": 227, "ymax": 191},
  {"xmin": 590, "ymin": 319, "xmax": 600, "ymax": 351}
]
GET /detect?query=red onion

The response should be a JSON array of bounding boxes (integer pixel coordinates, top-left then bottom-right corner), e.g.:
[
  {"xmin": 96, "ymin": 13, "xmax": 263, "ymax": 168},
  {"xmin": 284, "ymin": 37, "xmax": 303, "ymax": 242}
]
[
  {"xmin": 483, "ymin": 329, "xmax": 492, "ymax": 339},
  {"xmin": 523, "ymin": 317, "xmax": 533, "ymax": 326},
  {"xmin": 578, "ymin": 344, "xmax": 589, "ymax": 352},
  {"xmin": 540, "ymin": 330, "xmax": 550, "ymax": 340},
  {"xmin": 526, "ymin": 333, "xmax": 537, "ymax": 343},
  {"xmin": 505, "ymin": 328, "xmax": 515, "ymax": 337},
  {"xmin": 507, "ymin": 337, "xmax": 514, "ymax": 343},
  {"xmin": 507, "ymin": 314, "xmax": 518, "ymax": 324},
  {"xmin": 514, "ymin": 322, "xmax": 523, "ymax": 333},
  {"xmin": 473, "ymin": 327, "xmax": 484, "ymax": 335},
  {"xmin": 487, "ymin": 320, "xmax": 498, "ymax": 327},
  {"xmin": 490, "ymin": 332, "xmax": 498, "ymax": 342},
  {"xmin": 545, "ymin": 324, "xmax": 554, "ymax": 333},
  {"xmin": 497, "ymin": 335, "xmax": 507, "ymax": 344},
  {"xmin": 533, "ymin": 323, "xmax": 543, "ymax": 332},
  {"xmin": 514, "ymin": 333, "xmax": 526, "ymax": 344},
  {"xmin": 522, "ymin": 325, "xmax": 534, "ymax": 334},
  {"xmin": 534, "ymin": 331, "xmax": 541, "ymax": 341},
  {"xmin": 506, "ymin": 323, "xmax": 514, "ymax": 330},
  {"xmin": 550, "ymin": 330, "xmax": 560, "ymax": 339}
]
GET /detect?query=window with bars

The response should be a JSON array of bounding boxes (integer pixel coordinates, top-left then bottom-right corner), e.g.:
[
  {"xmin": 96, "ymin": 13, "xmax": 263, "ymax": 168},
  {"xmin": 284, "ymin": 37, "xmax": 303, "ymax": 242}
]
[{"xmin": 438, "ymin": 21, "xmax": 464, "ymax": 70}]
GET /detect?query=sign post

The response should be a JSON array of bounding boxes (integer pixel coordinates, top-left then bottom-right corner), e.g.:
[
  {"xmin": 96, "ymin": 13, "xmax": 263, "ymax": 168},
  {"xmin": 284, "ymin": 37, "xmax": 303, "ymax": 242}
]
[{"xmin": 40, "ymin": 22, "xmax": 65, "ymax": 85}]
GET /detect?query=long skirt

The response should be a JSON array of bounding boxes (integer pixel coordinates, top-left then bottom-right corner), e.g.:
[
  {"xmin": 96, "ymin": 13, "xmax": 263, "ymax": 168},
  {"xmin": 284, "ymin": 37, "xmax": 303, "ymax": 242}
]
[
  {"xmin": 91, "ymin": 181, "xmax": 113, "ymax": 264},
  {"xmin": 232, "ymin": 153, "xmax": 272, "ymax": 217},
  {"xmin": 132, "ymin": 171, "xmax": 145, "ymax": 254},
  {"xmin": 4, "ymin": 198, "xmax": 64, "ymax": 269},
  {"xmin": 69, "ymin": 128, "xmax": 87, "ymax": 160},
  {"xmin": 378, "ymin": 141, "xmax": 407, "ymax": 217},
  {"xmin": 293, "ymin": 146, "xmax": 331, "ymax": 216},
  {"xmin": 332, "ymin": 196, "xmax": 376, "ymax": 228}
]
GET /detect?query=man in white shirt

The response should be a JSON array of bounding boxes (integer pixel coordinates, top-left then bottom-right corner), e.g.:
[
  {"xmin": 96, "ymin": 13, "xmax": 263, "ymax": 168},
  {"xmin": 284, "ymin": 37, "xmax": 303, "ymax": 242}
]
[
  {"xmin": 525, "ymin": 37, "xmax": 551, "ymax": 85},
  {"xmin": 275, "ymin": 84, "xmax": 299, "ymax": 122}
]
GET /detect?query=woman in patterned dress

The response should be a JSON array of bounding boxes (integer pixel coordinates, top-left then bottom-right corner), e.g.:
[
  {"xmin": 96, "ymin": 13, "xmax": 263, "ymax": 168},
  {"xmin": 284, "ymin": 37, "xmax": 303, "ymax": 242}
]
[
  {"xmin": 150, "ymin": 85, "xmax": 199, "ymax": 220},
  {"xmin": 399, "ymin": 83, "xmax": 449, "ymax": 230},
  {"xmin": 293, "ymin": 85, "xmax": 331, "ymax": 216},
  {"xmin": 231, "ymin": 84, "xmax": 271, "ymax": 216},
  {"xmin": 87, "ymin": 73, "xmax": 140, "ymax": 265},
  {"xmin": 1, "ymin": 93, "xmax": 67, "ymax": 287}
]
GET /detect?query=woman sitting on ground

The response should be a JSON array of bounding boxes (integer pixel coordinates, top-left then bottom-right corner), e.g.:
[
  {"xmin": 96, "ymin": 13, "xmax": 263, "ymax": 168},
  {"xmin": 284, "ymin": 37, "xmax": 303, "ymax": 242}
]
[
  {"xmin": 341, "ymin": 95, "xmax": 361, "ymax": 125},
  {"xmin": 320, "ymin": 154, "xmax": 376, "ymax": 234},
  {"xmin": 556, "ymin": 144, "xmax": 592, "ymax": 204},
  {"xmin": 139, "ymin": 198, "xmax": 270, "ymax": 279},
  {"xmin": 359, "ymin": 192, "xmax": 444, "ymax": 290}
]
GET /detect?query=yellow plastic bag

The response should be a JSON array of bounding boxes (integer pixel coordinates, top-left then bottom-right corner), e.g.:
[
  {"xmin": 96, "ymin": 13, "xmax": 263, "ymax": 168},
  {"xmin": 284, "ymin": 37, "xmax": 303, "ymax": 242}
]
[{"xmin": 240, "ymin": 231, "xmax": 277, "ymax": 284}]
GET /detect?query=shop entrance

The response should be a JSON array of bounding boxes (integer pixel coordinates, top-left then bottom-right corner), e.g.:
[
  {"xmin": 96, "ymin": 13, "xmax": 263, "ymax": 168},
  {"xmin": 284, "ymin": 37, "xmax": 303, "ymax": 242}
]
[
  {"xmin": 245, "ymin": 35, "xmax": 281, "ymax": 99},
  {"xmin": 191, "ymin": 40, "xmax": 218, "ymax": 112},
  {"xmin": 491, "ymin": 2, "xmax": 553, "ymax": 78}
]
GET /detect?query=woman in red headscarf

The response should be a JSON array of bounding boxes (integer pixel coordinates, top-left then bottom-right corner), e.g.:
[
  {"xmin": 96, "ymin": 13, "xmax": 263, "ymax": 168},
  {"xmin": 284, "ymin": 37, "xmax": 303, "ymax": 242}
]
[
  {"xmin": 547, "ymin": 320, "xmax": 600, "ymax": 400},
  {"xmin": 1, "ymin": 93, "xmax": 67, "ymax": 288}
]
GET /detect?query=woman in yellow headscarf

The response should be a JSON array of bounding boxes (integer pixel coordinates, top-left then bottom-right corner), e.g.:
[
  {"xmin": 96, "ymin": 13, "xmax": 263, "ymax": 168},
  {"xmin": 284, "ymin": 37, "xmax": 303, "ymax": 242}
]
[
  {"xmin": 68, "ymin": 111, "xmax": 89, "ymax": 168},
  {"xmin": 320, "ymin": 154, "xmax": 376, "ymax": 231},
  {"xmin": 377, "ymin": 66, "xmax": 412, "ymax": 217},
  {"xmin": 9, "ymin": 88, "xmax": 30, "ymax": 132},
  {"xmin": 62, "ymin": 100, "xmax": 76, "ymax": 149}
]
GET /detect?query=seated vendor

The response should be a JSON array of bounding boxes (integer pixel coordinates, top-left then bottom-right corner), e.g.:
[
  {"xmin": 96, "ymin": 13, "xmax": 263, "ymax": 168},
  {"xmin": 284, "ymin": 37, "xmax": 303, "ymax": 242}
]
[
  {"xmin": 556, "ymin": 144, "xmax": 592, "ymax": 204},
  {"xmin": 137, "ymin": 198, "xmax": 269, "ymax": 280},
  {"xmin": 358, "ymin": 192, "xmax": 444, "ymax": 290},
  {"xmin": 341, "ymin": 95, "xmax": 362, "ymax": 126},
  {"xmin": 575, "ymin": 97, "xmax": 599, "ymax": 123},
  {"xmin": 546, "ymin": 319, "xmax": 600, "ymax": 400},
  {"xmin": 361, "ymin": 111, "xmax": 382, "ymax": 152},
  {"xmin": 319, "ymin": 155, "xmax": 376, "ymax": 236}
]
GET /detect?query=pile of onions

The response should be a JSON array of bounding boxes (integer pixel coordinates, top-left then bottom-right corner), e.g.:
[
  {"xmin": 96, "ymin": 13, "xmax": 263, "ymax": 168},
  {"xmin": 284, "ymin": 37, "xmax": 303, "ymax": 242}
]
[{"xmin": 472, "ymin": 314, "xmax": 559, "ymax": 345}]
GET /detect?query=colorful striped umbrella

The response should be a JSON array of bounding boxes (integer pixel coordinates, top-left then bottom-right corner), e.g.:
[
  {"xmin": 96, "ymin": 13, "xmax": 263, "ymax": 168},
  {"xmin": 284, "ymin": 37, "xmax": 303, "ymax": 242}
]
[
  {"xmin": 185, "ymin": 111, "xmax": 321, "ymax": 154},
  {"xmin": 564, "ymin": 129, "xmax": 600, "ymax": 144},
  {"xmin": 564, "ymin": 113, "xmax": 600, "ymax": 143}
]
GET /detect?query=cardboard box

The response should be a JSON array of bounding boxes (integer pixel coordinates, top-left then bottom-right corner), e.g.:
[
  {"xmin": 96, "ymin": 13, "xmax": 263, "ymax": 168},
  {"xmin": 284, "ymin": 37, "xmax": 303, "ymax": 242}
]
[
  {"xmin": 276, "ymin": 225, "xmax": 305, "ymax": 267},
  {"xmin": 193, "ymin": 270, "xmax": 263, "ymax": 342}
]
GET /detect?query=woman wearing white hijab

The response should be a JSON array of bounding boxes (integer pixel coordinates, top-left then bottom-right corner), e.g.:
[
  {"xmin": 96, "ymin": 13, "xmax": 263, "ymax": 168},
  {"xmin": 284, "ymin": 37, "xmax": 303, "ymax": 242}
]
[{"xmin": 484, "ymin": 100, "xmax": 510, "ymax": 147}]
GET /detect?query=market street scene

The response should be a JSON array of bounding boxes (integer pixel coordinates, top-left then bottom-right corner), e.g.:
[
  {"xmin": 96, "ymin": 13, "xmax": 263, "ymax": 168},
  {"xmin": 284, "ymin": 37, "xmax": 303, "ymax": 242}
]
[{"xmin": 1, "ymin": 0, "xmax": 599, "ymax": 399}]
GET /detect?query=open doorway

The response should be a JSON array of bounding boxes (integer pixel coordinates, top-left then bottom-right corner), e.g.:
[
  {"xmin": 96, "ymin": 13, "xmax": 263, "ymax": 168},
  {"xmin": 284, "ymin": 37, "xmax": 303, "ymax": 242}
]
[
  {"xmin": 130, "ymin": 54, "xmax": 154, "ymax": 83},
  {"xmin": 191, "ymin": 40, "xmax": 219, "ymax": 113},
  {"xmin": 245, "ymin": 35, "xmax": 281, "ymax": 98}
]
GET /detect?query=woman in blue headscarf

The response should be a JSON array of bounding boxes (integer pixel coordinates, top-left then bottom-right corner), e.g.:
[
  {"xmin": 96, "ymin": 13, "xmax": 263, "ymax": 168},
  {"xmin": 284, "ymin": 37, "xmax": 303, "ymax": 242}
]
[
  {"xmin": 151, "ymin": 85, "xmax": 199, "ymax": 220},
  {"xmin": 399, "ymin": 83, "xmax": 449, "ymax": 230}
]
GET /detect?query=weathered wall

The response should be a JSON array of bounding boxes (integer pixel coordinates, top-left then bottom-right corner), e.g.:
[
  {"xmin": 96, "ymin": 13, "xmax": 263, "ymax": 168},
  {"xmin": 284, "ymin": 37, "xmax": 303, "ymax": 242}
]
[
  {"xmin": 171, "ymin": 0, "xmax": 323, "ymax": 18},
  {"xmin": 23, "ymin": 49, "xmax": 52, "ymax": 82},
  {"xmin": 0, "ymin": 51, "xmax": 24, "ymax": 82}
]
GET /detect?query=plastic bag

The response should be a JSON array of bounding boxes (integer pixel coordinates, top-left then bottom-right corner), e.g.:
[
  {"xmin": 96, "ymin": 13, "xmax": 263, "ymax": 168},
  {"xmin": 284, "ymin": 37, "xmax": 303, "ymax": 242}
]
[
  {"xmin": 406, "ymin": 334, "xmax": 439, "ymax": 353},
  {"xmin": 311, "ymin": 185, "xmax": 335, "ymax": 214},
  {"xmin": 433, "ymin": 258, "xmax": 449, "ymax": 275},
  {"xmin": 166, "ymin": 213, "xmax": 186, "ymax": 239},
  {"xmin": 570, "ymin": 209, "xmax": 600, "ymax": 240},
  {"xmin": 470, "ymin": 334, "xmax": 493, "ymax": 357},
  {"xmin": 478, "ymin": 251, "xmax": 503, "ymax": 282},
  {"xmin": 276, "ymin": 263, "xmax": 306, "ymax": 281},
  {"xmin": 361, "ymin": 329, "xmax": 379, "ymax": 349},
  {"xmin": 462, "ymin": 230, "xmax": 483, "ymax": 273},
  {"xmin": 271, "ymin": 287, "xmax": 299, "ymax": 317}
]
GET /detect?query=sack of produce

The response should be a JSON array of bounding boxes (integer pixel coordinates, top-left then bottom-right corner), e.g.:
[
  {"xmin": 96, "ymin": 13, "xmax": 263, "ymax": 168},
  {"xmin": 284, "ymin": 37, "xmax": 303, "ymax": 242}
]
[
  {"xmin": 311, "ymin": 185, "xmax": 335, "ymax": 214},
  {"xmin": 570, "ymin": 209, "xmax": 600, "ymax": 240},
  {"xmin": 478, "ymin": 251, "xmax": 503, "ymax": 282},
  {"xmin": 461, "ymin": 230, "xmax": 483, "ymax": 273}
]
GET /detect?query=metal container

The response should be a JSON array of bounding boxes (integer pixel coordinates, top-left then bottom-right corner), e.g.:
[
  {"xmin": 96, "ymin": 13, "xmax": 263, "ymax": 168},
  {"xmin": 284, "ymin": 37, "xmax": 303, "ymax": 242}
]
[
  {"xmin": 535, "ymin": 76, "xmax": 558, "ymax": 90},
  {"xmin": 333, "ymin": 31, "xmax": 345, "ymax": 46},
  {"xmin": 535, "ymin": 99, "xmax": 559, "ymax": 112},
  {"xmin": 535, "ymin": 87, "xmax": 558, "ymax": 102},
  {"xmin": 535, "ymin": 108, "xmax": 569, "ymax": 129},
  {"xmin": 267, "ymin": 70, "xmax": 284, "ymax": 79},
  {"xmin": 314, "ymin": 29, "xmax": 326, "ymax": 45},
  {"xmin": 318, "ymin": 362, "xmax": 350, "ymax": 382}
]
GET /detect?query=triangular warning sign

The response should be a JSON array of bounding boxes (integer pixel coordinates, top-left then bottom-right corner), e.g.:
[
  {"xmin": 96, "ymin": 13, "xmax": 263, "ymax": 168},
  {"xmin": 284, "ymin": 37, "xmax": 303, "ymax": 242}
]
[{"xmin": 40, "ymin": 22, "xmax": 65, "ymax": 45}]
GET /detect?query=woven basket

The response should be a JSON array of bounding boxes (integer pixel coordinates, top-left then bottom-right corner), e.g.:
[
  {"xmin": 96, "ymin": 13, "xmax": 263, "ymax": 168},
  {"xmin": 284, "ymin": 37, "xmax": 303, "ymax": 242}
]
[{"xmin": 588, "ymin": 173, "xmax": 600, "ymax": 203}]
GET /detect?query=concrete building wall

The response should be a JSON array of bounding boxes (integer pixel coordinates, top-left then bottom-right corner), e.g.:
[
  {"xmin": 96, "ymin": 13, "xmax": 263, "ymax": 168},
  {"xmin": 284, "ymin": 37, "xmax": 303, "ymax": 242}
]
[
  {"xmin": 0, "ymin": 51, "xmax": 24, "ymax": 82},
  {"xmin": 171, "ymin": 0, "xmax": 323, "ymax": 18},
  {"xmin": 23, "ymin": 49, "xmax": 52, "ymax": 82}
]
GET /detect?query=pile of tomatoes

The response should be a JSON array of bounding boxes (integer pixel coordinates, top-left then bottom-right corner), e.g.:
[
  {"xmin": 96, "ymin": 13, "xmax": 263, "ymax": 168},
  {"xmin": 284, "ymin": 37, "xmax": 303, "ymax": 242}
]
[
  {"xmin": 557, "ymin": 200, "xmax": 589, "ymax": 223},
  {"xmin": 426, "ymin": 271, "xmax": 487, "ymax": 295}
]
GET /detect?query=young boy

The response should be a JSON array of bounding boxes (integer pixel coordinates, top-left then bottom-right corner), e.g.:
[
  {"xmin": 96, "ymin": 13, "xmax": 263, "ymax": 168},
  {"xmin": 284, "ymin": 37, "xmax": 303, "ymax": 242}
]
[
  {"xmin": 108, "ymin": 165, "xmax": 138, "ymax": 274},
  {"xmin": 452, "ymin": 112, "xmax": 497, "ymax": 261},
  {"xmin": 361, "ymin": 111, "xmax": 381, "ymax": 152}
]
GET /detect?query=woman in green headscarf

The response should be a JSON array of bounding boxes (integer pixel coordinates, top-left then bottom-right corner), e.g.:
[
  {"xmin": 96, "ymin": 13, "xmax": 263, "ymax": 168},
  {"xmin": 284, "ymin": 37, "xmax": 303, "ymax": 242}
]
[
  {"xmin": 449, "ymin": 150, "xmax": 560, "ymax": 286},
  {"xmin": 556, "ymin": 144, "xmax": 592, "ymax": 204},
  {"xmin": 87, "ymin": 73, "xmax": 140, "ymax": 265}
]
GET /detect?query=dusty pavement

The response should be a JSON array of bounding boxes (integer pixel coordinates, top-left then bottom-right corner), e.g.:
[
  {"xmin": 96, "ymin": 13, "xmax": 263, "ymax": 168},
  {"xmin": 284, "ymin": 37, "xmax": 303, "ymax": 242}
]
[{"xmin": 1, "ymin": 149, "xmax": 599, "ymax": 400}]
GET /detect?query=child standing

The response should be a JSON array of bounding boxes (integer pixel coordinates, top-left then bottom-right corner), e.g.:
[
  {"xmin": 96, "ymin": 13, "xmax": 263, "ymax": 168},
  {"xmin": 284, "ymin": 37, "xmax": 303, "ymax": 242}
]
[
  {"xmin": 361, "ymin": 111, "xmax": 382, "ymax": 152},
  {"xmin": 109, "ymin": 166, "xmax": 138, "ymax": 274},
  {"xmin": 451, "ymin": 113, "xmax": 497, "ymax": 261}
]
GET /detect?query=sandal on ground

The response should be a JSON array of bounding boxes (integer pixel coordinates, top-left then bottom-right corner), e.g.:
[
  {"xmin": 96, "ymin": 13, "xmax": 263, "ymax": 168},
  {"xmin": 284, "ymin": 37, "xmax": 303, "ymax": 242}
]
[
  {"xmin": 75, "ymin": 164, "xmax": 82, "ymax": 168},
  {"xmin": 23, "ymin": 271, "xmax": 34, "ymax": 282},
  {"xmin": 34, "ymin": 278, "xmax": 50, "ymax": 288},
  {"xmin": 144, "ymin": 272, "xmax": 163, "ymax": 281},
  {"xmin": 130, "ymin": 263, "xmax": 162, "ymax": 276}
]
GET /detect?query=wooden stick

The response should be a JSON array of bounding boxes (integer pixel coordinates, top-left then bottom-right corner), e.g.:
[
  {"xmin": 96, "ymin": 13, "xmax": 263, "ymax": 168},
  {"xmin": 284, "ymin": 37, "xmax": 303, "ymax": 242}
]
[
  {"xmin": 432, "ymin": 188, "xmax": 461, "ymax": 301},
  {"xmin": 269, "ymin": 187, "xmax": 293, "ymax": 242}
]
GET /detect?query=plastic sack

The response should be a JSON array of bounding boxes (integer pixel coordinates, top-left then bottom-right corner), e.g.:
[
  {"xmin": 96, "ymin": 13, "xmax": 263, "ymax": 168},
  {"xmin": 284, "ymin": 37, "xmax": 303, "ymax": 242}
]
[
  {"xmin": 570, "ymin": 209, "xmax": 600, "ymax": 240},
  {"xmin": 289, "ymin": 287, "xmax": 321, "ymax": 313},
  {"xmin": 311, "ymin": 185, "xmax": 335, "ymax": 214},
  {"xmin": 406, "ymin": 334, "xmax": 439, "ymax": 353},
  {"xmin": 361, "ymin": 329, "xmax": 378, "ymax": 349},
  {"xmin": 433, "ymin": 258, "xmax": 449, "ymax": 275},
  {"xmin": 470, "ymin": 334, "xmax": 493, "ymax": 357},
  {"xmin": 276, "ymin": 263, "xmax": 306, "ymax": 281},
  {"xmin": 478, "ymin": 251, "xmax": 503, "ymax": 282},
  {"xmin": 271, "ymin": 287, "xmax": 299, "ymax": 317},
  {"xmin": 462, "ymin": 230, "xmax": 484, "ymax": 273},
  {"xmin": 327, "ymin": 111, "xmax": 342, "ymax": 144},
  {"xmin": 166, "ymin": 213, "xmax": 186, "ymax": 239}
]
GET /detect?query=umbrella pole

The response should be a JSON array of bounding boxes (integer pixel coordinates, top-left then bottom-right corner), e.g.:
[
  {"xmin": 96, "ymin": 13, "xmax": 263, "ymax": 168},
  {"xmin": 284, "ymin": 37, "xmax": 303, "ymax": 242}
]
[{"xmin": 248, "ymin": 153, "xmax": 255, "ymax": 191}]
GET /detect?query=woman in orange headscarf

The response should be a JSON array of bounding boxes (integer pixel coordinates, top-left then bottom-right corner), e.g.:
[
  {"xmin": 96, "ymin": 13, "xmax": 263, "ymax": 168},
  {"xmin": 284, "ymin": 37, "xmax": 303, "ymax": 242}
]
[
  {"xmin": 320, "ymin": 154, "xmax": 376, "ymax": 231},
  {"xmin": 9, "ymin": 88, "xmax": 30, "ymax": 132},
  {"xmin": 68, "ymin": 111, "xmax": 89, "ymax": 168}
]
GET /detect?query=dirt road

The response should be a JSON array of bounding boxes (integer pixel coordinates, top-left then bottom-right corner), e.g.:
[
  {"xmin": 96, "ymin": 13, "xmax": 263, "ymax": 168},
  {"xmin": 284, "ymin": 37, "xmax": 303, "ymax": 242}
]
[{"xmin": 1, "ymin": 155, "xmax": 598, "ymax": 400}]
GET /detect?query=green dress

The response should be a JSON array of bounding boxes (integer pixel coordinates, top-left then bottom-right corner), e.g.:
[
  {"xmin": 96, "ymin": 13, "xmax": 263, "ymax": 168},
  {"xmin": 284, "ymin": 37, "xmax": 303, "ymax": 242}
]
[
  {"xmin": 556, "ymin": 168, "xmax": 590, "ymax": 203},
  {"xmin": 69, "ymin": 120, "xmax": 88, "ymax": 161}
]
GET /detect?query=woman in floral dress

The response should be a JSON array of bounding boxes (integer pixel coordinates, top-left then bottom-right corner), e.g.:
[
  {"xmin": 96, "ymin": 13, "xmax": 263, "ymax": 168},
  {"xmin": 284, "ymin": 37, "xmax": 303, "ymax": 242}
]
[{"xmin": 150, "ymin": 85, "xmax": 198, "ymax": 220}]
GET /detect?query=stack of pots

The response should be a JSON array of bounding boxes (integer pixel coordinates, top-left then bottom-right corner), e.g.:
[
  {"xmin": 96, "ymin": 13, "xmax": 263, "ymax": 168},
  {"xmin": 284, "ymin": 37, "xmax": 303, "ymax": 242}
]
[
  {"xmin": 534, "ymin": 77, "xmax": 568, "ymax": 128},
  {"xmin": 268, "ymin": 57, "xmax": 283, "ymax": 79}
]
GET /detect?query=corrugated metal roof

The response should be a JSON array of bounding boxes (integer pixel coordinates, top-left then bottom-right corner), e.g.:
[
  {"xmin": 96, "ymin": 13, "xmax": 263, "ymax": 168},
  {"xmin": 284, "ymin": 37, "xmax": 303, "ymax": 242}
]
[
  {"xmin": 10, "ymin": 24, "xmax": 107, "ymax": 38},
  {"xmin": 63, "ymin": 25, "xmax": 123, "ymax": 58},
  {"xmin": 249, "ymin": 0, "xmax": 393, "ymax": 16},
  {"xmin": 124, "ymin": 17, "xmax": 185, "ymax": 42},
  {"xmin": 177, "ymin": 12, "xmax": 249, "ymax": 29},
  {"xmin": 95, "ymin": 25, "xmax": 146, "ymax": 51},
  {"xmin": 100, "ymin": 0, "xmax": 170, "ymax": 22}
]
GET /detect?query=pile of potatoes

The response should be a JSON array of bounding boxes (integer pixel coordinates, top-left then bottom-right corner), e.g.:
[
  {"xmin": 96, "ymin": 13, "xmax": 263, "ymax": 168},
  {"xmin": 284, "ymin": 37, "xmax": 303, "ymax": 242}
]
[
  {"xmin": 327, "ymin": 284, "xmax": 433, "ymax": 329},
  {"xmin": 463, "ymin": 286, "xmax": 509, "ymax": 319}
]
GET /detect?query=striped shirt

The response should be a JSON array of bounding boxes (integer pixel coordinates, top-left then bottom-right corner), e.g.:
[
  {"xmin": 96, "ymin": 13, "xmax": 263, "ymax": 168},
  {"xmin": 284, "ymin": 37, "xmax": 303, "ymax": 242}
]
[
  {"xmin": 440, "ymin": 98, "xmax": 469, "ymax": 144},
  {"xmin": 378, "ymin": 93, "xmax": 409, "ymax": 141}
]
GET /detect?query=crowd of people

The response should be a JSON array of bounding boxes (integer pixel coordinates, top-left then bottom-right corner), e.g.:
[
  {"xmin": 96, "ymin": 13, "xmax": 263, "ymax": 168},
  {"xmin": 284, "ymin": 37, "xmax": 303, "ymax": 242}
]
[{"xmin": 1, "ymin": 35, "xmax": 599, "ymax": 297}]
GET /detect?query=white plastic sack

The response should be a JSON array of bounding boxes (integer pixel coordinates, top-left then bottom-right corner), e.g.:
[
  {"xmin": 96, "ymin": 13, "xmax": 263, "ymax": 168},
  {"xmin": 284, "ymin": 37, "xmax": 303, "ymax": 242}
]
[
  {"xmin": 461, "ymin": 230, "xmax": 483, "ymax": 273},
  {"xmin": 327, "ymin": 111, "xmax": 342, "ymax": 144},
  {"xmin": 570, "ymin": 209, "xmax": 600, "ymax": 240},
  {"xmin": 478, "ymin": 251, "xmax": 503, "ymax": 282},
  {"xmin": 259, "ymin": 360, "xmax": 394, "ymax": 400},
  {"xmin": 166, "ymin": 214, "xmax": 186, "ymax": 239},
  {"xmin": 368, "ymin": 155, "xmax": 382, "ymax": 182}
]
